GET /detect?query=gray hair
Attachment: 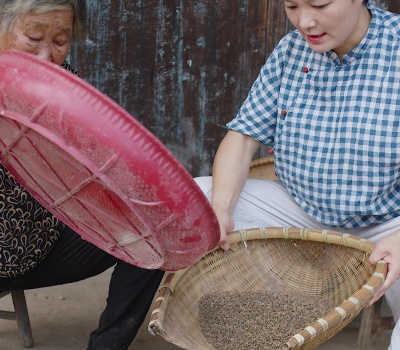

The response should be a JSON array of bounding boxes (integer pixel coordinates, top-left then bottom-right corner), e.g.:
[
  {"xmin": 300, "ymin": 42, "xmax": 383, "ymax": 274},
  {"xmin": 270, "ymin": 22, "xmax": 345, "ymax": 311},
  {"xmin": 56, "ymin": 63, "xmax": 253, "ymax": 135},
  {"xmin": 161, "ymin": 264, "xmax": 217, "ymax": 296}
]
[{"xmin": 0, "ymin": 0, "xmax": 86, "ymax": 40}]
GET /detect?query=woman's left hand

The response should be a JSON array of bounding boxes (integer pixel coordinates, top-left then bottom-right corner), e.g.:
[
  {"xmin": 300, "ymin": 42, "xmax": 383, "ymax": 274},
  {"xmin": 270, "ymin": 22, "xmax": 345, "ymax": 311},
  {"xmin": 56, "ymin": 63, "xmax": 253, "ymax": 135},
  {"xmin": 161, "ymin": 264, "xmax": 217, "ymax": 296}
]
[{"xmin": 368, "ymin": 230, "xmax": 400, "ymax": 305}]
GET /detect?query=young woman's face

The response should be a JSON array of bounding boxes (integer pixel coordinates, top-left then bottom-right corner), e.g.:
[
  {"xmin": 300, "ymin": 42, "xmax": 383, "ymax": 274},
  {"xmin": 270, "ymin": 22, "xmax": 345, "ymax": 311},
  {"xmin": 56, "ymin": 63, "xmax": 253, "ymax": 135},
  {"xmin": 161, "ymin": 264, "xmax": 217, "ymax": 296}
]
[
  {"xmin": 284, "ymin": 0, "xmax": 371, "ymax": 58},
  {"xmin": 0, "ymin": 9, "xmax": 73, "ymax": 65}
]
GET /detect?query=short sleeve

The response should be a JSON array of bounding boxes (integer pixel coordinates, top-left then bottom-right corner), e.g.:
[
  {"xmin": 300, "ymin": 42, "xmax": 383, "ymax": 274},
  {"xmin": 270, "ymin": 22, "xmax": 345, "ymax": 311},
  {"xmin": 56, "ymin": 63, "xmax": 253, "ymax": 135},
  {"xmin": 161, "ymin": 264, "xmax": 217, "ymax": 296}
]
[{"xmin": 227, "ymin": 37, "xmax": 288, "ymax": 146}]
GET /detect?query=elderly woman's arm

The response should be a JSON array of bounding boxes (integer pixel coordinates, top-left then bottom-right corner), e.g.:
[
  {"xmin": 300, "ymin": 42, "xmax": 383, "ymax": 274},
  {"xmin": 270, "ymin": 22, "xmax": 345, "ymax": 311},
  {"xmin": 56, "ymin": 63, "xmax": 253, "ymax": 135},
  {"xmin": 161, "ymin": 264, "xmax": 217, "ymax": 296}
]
[{"xmin": 211, "ymin": 130, "xmax": 261, "ymax": 250}]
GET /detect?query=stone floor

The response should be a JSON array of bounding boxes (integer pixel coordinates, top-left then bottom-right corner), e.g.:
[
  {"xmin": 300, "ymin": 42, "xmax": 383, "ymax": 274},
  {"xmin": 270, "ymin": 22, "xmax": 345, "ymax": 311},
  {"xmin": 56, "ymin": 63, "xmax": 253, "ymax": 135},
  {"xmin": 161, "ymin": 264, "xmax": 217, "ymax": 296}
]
[{"xmin": 0, "ymin": 268, "xmax": 392, "ymax": 350}]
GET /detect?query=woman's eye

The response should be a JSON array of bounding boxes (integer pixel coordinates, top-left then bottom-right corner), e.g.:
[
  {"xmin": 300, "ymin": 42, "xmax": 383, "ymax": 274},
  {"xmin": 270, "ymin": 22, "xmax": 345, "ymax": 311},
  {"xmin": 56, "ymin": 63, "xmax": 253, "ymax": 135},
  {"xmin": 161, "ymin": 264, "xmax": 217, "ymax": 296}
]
[
  {"xmin": 54, "ymin": 36, "xmax": 70, "ymax": 46},
  {"xmin": 27, "ymin": 36, "xmax": 40, "ymax": 42},
  {"xmin": 54, "ymin": 41, "xmax": 69, "ymax": 47},
  {"xmin": 313, "ymin": 4, "xmax": 328, "ymax": 8}
]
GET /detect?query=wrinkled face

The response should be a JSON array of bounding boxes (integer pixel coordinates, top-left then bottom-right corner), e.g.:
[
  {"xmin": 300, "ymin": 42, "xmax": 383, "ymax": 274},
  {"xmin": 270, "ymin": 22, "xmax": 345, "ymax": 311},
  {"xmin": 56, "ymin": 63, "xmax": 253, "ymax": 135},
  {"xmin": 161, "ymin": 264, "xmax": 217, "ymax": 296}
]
[
  {"xmin": 0, "ymin": 9, "xmax": 73, "ymax": 65},
  {"xmin": 284, "ymin": 0, "xmax": 371, "ymax": 58}
]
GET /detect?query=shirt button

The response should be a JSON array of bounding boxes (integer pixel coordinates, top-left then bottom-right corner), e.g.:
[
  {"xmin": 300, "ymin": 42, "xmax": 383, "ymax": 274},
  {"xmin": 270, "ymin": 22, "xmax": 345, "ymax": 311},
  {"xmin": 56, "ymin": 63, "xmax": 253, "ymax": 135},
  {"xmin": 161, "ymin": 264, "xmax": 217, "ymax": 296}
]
[
  {"xmin": 302, "ymin": 67, "xmax": 309, "ymax": 73},
  {"xmin": 281, "ymin": 109, "xmax": 287, "ymax": 115}
]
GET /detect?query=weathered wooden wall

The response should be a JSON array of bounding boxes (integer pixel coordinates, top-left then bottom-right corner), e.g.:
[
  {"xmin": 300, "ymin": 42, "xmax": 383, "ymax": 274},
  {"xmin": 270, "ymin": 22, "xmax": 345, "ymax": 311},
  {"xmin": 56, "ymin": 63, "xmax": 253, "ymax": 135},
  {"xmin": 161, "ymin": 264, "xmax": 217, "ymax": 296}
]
[
  {"xmin": 69, "ymin": 1, "xmax": 288, "ymax": 176},
  {"xmin": 69, "ymin": 0, "xmax": 398, "ymax": 177}
]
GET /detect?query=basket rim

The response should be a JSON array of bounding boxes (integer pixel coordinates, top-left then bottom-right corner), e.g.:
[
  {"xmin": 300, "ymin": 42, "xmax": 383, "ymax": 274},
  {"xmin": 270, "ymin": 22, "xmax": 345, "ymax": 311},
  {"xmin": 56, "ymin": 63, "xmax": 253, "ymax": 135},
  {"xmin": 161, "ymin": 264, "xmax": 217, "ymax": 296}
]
[
  {"xmin": 149, "ymin": 227, "xmax": 388, "ymax": 349},
  {"xmin": 249, "ymin": 156, "xmax": 274, "ymax": 169}
]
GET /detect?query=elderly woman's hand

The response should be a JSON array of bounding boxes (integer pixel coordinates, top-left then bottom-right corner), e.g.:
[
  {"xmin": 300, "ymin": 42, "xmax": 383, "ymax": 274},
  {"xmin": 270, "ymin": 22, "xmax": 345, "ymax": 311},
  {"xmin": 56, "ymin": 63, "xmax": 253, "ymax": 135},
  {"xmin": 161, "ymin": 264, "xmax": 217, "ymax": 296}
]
[{"xmin": 368, "ymin": 230, "xmax": 400, "ymax": 305}]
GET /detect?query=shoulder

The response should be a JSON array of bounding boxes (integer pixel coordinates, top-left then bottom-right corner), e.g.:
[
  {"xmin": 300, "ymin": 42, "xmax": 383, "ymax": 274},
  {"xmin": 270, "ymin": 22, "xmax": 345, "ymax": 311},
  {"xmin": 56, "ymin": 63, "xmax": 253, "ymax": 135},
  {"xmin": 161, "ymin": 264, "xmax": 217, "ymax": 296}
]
[
  {"xmin": 369, "ymin": 4, "xmax": 400, "ymax": 40},
  {"xmin": 61, "ymin": 61, "xmax": 82, "ymax": 78}
]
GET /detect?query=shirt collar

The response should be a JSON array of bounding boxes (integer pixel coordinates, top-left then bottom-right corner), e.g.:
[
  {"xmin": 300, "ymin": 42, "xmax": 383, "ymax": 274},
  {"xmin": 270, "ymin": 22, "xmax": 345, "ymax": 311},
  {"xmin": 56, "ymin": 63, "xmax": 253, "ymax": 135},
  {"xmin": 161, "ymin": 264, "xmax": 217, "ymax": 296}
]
[{"xmin": 324, "ymin": 3, "xmax": 380, "ymax": 66}]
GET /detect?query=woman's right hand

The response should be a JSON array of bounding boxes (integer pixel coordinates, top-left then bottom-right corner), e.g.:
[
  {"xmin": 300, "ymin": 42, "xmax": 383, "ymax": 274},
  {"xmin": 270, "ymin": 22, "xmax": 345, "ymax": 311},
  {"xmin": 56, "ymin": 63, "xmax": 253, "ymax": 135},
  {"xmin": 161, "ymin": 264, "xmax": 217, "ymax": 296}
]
[
  {"xmin": 210, "ymin": 130, "xmax": 261, "ymax": 251},
  {"xmin": 368, "ymin": 229, "xmax": 400, "ymax": 305},
  {"xmin": 212, "ymin": 205, "xmax": 235, "ymax": 250}
]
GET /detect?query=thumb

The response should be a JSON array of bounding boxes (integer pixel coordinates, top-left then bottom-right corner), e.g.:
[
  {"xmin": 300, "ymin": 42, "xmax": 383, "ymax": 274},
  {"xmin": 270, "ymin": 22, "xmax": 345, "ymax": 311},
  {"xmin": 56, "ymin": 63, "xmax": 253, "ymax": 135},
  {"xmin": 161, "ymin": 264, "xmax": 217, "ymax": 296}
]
[{"xmin": 219, "ymin": 230, "xmax": 230, "ymax": 250}]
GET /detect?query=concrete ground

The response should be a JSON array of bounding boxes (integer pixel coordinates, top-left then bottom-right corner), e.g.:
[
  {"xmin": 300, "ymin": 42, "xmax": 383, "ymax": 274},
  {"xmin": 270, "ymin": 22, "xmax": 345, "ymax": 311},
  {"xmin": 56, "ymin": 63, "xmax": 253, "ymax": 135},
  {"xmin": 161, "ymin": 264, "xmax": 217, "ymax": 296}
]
[{"xmin": 0, "ymin": 268, "xmax": 392, "ymax": 350}]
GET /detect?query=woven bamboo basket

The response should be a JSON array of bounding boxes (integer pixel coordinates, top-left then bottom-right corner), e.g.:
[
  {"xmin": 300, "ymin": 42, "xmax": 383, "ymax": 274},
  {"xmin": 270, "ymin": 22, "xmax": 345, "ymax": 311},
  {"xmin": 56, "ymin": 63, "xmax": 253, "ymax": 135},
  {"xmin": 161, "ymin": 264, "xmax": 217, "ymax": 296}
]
[
  {"xmin": 149, "ymin": 227, "xmax": 387, "ymax": 350},
  {"xmin": 248, "ymin": 156, "xmax": 277, "ymax": 180}
]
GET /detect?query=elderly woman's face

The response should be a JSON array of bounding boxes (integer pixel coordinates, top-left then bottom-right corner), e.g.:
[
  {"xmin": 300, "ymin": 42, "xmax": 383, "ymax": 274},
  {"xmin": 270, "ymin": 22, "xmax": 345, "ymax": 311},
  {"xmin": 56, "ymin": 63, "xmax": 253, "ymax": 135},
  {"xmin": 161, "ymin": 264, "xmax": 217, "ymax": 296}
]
[{"xmin": 0, "ymin": 9, "xmax": 73, "ymax": 65}]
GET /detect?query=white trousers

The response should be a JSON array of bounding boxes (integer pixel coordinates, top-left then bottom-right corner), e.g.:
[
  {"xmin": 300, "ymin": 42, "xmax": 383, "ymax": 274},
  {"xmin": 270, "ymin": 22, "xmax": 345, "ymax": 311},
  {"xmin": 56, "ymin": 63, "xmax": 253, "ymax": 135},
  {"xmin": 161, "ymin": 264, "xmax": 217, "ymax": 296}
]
[{"xmin": 195, "ymin": 177, "xmax": 400, "ymax": 349}]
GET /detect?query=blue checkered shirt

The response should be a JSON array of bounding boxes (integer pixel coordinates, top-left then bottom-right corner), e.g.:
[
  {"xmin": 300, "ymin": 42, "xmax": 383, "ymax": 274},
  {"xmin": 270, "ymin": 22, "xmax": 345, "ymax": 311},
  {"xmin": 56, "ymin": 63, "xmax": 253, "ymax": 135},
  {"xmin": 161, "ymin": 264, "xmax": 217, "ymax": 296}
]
[{"xmin": 228, "ymin": 4, "xmax": 400, "ymax": 228}]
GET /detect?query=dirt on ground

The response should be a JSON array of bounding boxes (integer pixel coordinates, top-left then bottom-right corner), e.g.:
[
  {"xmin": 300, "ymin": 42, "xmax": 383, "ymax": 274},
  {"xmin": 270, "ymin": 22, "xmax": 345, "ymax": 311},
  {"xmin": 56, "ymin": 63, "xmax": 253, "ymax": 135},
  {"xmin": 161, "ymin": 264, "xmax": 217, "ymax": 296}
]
[{"xmin": 0, "ymin": 268, "xmax": 392, "ymax": 350}]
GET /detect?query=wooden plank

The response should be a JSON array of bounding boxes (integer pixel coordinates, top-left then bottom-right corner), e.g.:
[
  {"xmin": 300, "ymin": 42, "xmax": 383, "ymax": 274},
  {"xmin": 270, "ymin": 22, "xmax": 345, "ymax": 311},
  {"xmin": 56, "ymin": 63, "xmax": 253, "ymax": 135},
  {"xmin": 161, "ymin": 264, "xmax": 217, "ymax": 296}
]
[
  {"xmin": 70, "ymin": 1, "xmax": 284, "ymax": 176},
  {"xmin": 12, "ymin": 290, "xmax": 34, "ymax": 348},
  {"xmin": 0, "ymin": 310, "xmax": 16, "ymax": 320},
  {"xmin": 69, "ymin": 1, "xmax": 400, "ymax": 176}
]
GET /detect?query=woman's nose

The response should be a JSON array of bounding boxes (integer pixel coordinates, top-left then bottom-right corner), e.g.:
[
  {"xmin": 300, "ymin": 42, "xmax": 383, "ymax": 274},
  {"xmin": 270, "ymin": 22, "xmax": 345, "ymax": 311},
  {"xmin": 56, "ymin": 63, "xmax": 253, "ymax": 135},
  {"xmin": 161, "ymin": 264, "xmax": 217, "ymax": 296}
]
[
  {"xmin": 298, "ymin": 11, "xmax": 317, "ymax": 30},
  {"xmin": 35, "ymin": 44, "xmax": 52, "ymax": 62}
]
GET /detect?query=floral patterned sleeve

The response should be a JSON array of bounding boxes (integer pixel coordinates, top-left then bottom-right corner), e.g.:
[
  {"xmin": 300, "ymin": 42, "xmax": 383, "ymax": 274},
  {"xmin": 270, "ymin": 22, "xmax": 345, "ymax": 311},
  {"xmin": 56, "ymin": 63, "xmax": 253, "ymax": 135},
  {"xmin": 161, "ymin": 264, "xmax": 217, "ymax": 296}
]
[{"xmin": 0, "ymin": 61, "xmax": 82, "ymax": 278}]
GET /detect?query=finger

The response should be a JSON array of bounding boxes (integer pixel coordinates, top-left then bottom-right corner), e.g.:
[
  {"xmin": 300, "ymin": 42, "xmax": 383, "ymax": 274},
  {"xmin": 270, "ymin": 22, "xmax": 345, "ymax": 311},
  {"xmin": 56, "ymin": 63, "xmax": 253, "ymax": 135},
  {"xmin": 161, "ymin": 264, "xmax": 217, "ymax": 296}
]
[
  {"xmin": 369, "ymin": 268, "xmax": 398, "ymax": 305},
  {"xmin": 369, "ymin": 247, "xmax": 386, "ymax": 265},
  {"xmin": 219, "ymin": 241, "xmax": 230, "ymax": 251},
  {"xmin": 369, "ymin": 288, "xmax": 385, "ymax": 306},
  {"xmin": 369, "ymin": 279, "xmax": 390, "ymax": 305},
  {"xmin": 219, "ymin": 231, "xmax": 229, "ymax": 251}
]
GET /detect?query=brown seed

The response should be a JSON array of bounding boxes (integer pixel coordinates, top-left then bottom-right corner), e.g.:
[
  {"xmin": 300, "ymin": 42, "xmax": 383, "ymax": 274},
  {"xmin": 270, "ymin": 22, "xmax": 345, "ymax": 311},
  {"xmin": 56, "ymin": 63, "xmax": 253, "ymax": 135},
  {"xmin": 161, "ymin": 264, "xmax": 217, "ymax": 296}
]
[{"xmin": 199, "ymin": 291, "xmax": 332, "ymax": 350}]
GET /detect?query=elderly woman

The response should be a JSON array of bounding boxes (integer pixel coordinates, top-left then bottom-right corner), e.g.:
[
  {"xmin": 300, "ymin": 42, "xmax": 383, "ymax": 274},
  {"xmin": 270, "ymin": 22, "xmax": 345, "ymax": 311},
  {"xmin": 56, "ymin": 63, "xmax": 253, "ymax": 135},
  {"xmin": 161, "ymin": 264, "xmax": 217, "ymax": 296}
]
[{"xmin": 0, "ymin": 1, "xmax": 164, "ymax": 349}]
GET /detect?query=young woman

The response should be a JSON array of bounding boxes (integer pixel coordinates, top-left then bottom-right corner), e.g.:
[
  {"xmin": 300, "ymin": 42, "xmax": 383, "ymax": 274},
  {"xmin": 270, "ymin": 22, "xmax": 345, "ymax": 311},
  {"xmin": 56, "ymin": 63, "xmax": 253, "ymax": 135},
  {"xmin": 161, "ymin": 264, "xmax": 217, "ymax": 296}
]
[
  {"xmin": 196, "ymin": 0, "xmax": 400, "ymax": 348},
  {"xmin": 0, "ymin": 1, "xmax": 164, "ymax": 349}
]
